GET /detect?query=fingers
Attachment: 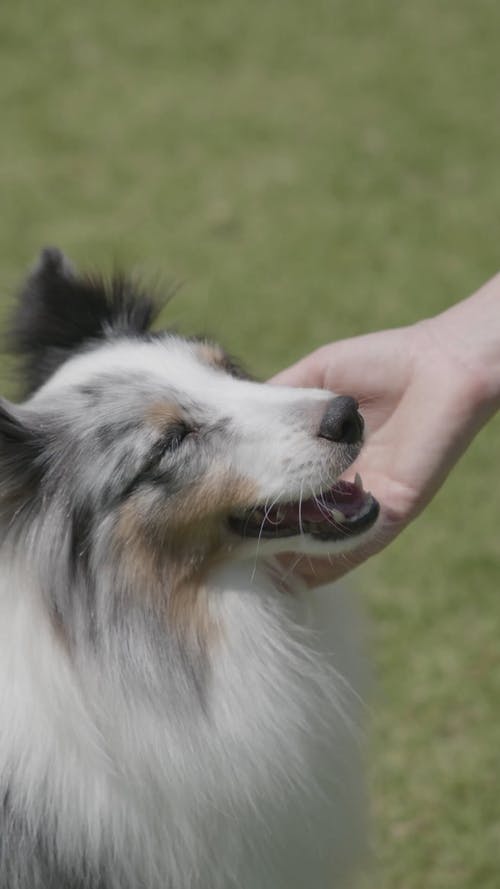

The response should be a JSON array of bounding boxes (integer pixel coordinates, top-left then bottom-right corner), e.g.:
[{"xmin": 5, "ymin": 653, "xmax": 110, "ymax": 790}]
[
  {"xmin": 269, "ymin": 336, "xmax": 385, "ymax": 394},
  {"xmin": 269, "ymin": 348, "xmax": 328, "ymax": 388},
  {"xmin": 270, "ymin": 327, "xmax": 414, "ymax": 398},
  {"xmin": 269, "ymin": 340, "xmax": 367, "ymax": 390},
  {"xmin": 276, "ymin": 517, "xmax": 393, "ymax": 589}
]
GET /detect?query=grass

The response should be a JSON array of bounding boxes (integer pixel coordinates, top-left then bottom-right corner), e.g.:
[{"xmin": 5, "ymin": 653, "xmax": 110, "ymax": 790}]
[{"xmin": 1, "ymin": 1, "xmax": 499, "ymax": 885}]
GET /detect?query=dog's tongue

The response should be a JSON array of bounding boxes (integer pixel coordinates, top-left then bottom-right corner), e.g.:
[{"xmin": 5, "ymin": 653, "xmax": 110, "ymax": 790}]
[{"xmin": 274, "ymin": 480, "xmax": 366, "ymax": 524}]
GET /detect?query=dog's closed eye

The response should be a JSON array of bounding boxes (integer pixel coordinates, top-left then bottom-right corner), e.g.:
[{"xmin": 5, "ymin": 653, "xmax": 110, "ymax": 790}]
[
  {"xmin": 159, "ymin": 422, "xmax": 195, "ymax": 455},
  {"xmin": 119, "ymin": 423, "xmax": 197, "ymax": 501}
]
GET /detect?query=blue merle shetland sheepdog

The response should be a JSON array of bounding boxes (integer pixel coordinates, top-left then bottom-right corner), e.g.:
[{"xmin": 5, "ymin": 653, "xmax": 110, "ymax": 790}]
[{"xmin": 0, "ymin": 249, "xmax": 379, "ymax": 889}]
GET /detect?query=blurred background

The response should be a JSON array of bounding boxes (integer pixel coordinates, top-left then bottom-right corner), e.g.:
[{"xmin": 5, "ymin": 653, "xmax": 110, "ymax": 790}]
[{"xmin": 1, "ymin": 1, "xmax": 499, "ymax": 885}]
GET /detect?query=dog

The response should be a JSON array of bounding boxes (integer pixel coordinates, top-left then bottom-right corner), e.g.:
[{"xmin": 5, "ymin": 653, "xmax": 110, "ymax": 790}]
[{"xmin": 0, "ymin": 248, "xmax": 379, "ymax": 889}]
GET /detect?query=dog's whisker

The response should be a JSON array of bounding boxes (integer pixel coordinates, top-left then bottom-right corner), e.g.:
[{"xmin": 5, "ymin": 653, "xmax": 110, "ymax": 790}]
[{"xmin": 298, "ymin": 481, "xmax": 305, "ymax": 537}]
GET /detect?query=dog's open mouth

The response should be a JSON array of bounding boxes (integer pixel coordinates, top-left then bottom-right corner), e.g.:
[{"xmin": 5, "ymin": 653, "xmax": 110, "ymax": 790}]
[{"xmin": 229, "ymin": 474, "xmax": 379, "ymax": 541}]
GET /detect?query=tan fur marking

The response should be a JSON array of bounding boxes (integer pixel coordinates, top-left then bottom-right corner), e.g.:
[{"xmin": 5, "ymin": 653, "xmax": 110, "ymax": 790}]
[
  {"xmin": 115, "ymin": 498, "xmax": 222, "ymax": 648},
  {"xmin": 115, "ymin": 499, "xmax": 162, "ymax": 592},
  {"xmin": 195, "ymin": 342, "xmax": 227, "ymax": 371},
  {"xmin": 114, "ymin": 470, "xmax": 258, "ymax": 645},
  {"xmin": 165, "ymin": 472, "xmax": 258, "ymax": 528},
  {"xmin": 49, "ymin": 606, "xmax": 71, "ymax": 652},
  {"xmin": 168, "ymin": 580, "xmax": 220, "ymax": 648},
  {"xmin": 147, "ymin": 402, "xmax": 184, "ymax": 431}
]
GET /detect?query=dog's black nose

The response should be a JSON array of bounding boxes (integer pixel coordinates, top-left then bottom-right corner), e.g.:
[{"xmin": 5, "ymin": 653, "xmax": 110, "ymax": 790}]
[{"xmin": 318, "ymin": 396, "xmax": 364, "ymax": 444}]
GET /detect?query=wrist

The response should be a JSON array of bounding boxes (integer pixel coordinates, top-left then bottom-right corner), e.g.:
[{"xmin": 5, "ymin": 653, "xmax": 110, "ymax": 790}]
[
  {"xmin": 405, "ymin": 316, "xmax": 497, "ymax": 477},
  {"xmin": 419, "ymin": 275, "xmax": 500, "ymax": 416}
]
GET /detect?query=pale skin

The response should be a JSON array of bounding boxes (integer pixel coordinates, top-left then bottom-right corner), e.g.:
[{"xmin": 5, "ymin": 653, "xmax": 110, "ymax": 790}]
[{"xmin": 272, "ymin": 273, "xmax": 500, "ymax": 587}]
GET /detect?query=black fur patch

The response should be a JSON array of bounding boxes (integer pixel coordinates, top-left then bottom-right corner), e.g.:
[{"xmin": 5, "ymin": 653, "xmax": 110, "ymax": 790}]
[
  {"xmin": 0, "ymin": 401, "xmax": 32, "ymax": 444},
  {"xmin": 69, "ymin": 500, "xmax": 94, "ymax": 581},
  {"xmin": 0, "ymin": 401, "xmax": 46, "ymax": 511},
  {"xmin": 11, "ymin": 248, "xmax": 160, "ymax": 396},
  {"xmin": 217, "ymin": 351, "xmax": 250, "ymax": 380},
  {"xmin": 0, "ymin": 787, "xmax": 109, "ymax": 888}
]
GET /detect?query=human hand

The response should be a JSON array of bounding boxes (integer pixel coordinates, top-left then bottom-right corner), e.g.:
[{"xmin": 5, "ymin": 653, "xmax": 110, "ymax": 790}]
[{"xmin": 271, "ymin": 274, "xmax": 500, "ymax": 586}]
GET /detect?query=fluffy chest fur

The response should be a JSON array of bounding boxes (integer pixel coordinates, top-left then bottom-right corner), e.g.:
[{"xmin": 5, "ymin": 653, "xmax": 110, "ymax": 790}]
[{"xmin": 0, "ymin": 561, "xmax": 365, "ymax": 889}]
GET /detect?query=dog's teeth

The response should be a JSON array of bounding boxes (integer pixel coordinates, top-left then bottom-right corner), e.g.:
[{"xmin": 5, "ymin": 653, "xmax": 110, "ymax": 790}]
[
  {"xmin": 354, "ymin": 472, "xmax": 363, "ymax": 491},
  {"xmin": 331, "ymin": 508, "xmax": 345, "ymax": 523}
]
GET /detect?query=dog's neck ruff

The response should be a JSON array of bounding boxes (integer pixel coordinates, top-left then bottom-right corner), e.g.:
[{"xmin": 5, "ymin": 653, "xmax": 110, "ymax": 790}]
[{"xmin": 0, "ymin": 555, "xmax": 365, "ymax": 889}]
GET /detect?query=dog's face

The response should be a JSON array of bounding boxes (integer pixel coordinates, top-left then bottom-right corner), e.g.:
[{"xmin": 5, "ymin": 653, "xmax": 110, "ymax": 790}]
[{"xmin": 0, "ymin": 250, "xmax": 378, "ymax": 630}]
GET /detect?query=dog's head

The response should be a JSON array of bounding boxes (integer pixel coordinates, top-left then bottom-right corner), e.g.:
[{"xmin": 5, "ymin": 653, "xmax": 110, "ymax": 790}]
[{"xmin": 0, "ymin": 250, "xmax": 378, "ymax": 636}]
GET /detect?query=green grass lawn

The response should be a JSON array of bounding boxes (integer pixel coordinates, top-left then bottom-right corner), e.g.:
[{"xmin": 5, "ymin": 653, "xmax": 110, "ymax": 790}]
[{"xmin": 1, "ymin": 1, "xmax": 499, "ymax": 885}]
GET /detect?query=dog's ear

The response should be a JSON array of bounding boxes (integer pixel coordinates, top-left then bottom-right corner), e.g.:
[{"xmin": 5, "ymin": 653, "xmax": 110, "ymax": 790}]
[
  {"xmin": 0, "ymin": 400, "xmax": 45, "ymax": 511},
  {"xmin": 11, "ymin": 247, "xmax": 159, "ymax": 395}
]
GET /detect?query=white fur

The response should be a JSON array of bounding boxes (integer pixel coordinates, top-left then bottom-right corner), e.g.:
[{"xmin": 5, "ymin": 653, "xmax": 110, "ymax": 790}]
[
  {"xmin": 33, "ymin": 337, "xmax": 340, "ymax": 502},
  {"xmin": 1, "ymin": 336, "xmax": 375, "ymax": 888},
  {"xmin": 0, "ymin": 560, "xmax": 367, "ymax": 888}
]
